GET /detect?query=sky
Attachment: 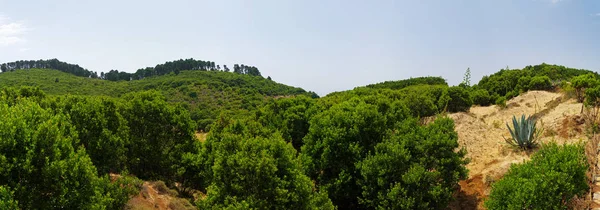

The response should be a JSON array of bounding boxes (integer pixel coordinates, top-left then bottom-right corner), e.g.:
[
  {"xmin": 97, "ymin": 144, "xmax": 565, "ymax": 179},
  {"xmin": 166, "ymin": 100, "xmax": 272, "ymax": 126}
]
[{"xmin": 1, "ymin": 0, "xmax": 599, "ymax": 96}]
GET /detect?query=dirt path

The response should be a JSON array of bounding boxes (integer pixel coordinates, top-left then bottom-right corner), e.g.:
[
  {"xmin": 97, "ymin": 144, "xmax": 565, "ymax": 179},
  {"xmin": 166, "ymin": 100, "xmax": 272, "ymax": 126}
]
[{"xmin": 449, "ymin": 91, "xmax": 587, "ymax": 209}]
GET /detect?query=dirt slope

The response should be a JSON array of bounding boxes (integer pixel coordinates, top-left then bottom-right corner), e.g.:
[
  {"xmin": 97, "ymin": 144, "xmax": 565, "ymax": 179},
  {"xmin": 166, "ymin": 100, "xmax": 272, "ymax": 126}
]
[
  {"xmin": 449, "ymin": 91, "xmax": 586, "ymax": 209},
  {"xmin": 126, "ymin": 181, "xmax": 195, "ymax": 210}
]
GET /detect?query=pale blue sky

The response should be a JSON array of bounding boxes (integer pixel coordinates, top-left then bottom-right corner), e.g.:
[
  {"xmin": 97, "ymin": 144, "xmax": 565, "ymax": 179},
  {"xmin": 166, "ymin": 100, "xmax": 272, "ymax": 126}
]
[{"xmin": 1, "ymin": 0, "xmax": 599, "ymax": 95}]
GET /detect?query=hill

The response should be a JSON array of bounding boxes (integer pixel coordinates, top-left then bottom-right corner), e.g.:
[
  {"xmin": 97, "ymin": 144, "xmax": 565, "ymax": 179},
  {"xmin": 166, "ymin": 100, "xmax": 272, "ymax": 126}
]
[
  {"xmin": 448, "ymin": 91, "xmax": 587, "ymax": 209},
  {"xmin": 0, "ymin": 61, "xmax": 598, "ymax": 209},
  {"xmin": 0, "ymin": 68, "xmax": 314, "ymax": 130}
]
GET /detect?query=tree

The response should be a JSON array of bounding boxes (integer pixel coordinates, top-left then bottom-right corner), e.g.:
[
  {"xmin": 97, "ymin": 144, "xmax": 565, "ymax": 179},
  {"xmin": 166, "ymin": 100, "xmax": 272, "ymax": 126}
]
[
  {"xmin": 528, "ymin": 76, "xmax": 552, "ymax": 90},
  {"xmin": 255, "ymin": 96, "xmax": 315, "ymax": 150},
  {"xmin": 447, "ymin": 86, "xmax": 473, "ymax": 112},
  {"xmin": 0, "ymin": 100, "xmax": 110, "ymax": 209},
  {"xmin": 357, "ymin": 117, "xmax": 467, "ymax": 209},
  {"xmin": 301, "ymin": 98, "xmax": 395, "ymax": 208},
  {"xmin": 196, "ymin": 121, "xmax": 334, "ymax": 209},
  {"xmin": 571, "ymin": 73, "xmax": 599, "ymax": 102},
  {"xmin": 122, "ymin": 91, "xmax": 196, "ymax": 181},
  {"xmin": 470, "ymin": 88, "xmax": 492, "ymax": 106},
  {"xmin": 233, "ymin": 64, "xmax": 242, "ymax": 74},
  {"xmin": 462, "ymin": 67, "xmax": 471, "ymax": 87},
  {"xmin": 57, "ymin": 96, "xmax": 130, "ymax": 174}
]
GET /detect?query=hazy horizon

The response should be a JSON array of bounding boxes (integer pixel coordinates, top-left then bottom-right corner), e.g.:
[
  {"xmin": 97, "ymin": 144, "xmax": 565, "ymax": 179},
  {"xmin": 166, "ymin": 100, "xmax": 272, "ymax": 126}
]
[{"xmin": 1, "ymin": 0, "xmax": 599, "ymax": 95}]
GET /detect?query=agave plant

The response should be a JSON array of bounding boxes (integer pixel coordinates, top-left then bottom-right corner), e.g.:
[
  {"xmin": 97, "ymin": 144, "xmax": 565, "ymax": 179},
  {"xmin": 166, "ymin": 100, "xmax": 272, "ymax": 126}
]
[{"xmin": 504, "ymin": 114, "xmax": 540, "ymax": 149}]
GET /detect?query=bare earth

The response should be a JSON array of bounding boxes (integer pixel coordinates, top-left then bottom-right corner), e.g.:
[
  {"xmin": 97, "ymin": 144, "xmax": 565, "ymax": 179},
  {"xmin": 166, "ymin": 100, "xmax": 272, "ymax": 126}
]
[{"xmin": 448, "ymin": 91, "xmax": 586, "ymax": 209}]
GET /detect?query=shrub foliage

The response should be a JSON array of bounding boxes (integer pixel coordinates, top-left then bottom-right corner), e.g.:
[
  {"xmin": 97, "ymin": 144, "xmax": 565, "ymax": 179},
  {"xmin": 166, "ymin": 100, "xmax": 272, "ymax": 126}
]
[{"xmin": 485, "ymin": 143, "xmax": 588, "ymax": 210}]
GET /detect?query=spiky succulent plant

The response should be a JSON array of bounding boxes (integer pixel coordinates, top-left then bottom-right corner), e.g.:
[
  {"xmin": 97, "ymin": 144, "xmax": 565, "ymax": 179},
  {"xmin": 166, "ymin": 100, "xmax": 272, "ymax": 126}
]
[{"xmin": 504, "ymin": 114, "xmax": 540, "ymax": 149}]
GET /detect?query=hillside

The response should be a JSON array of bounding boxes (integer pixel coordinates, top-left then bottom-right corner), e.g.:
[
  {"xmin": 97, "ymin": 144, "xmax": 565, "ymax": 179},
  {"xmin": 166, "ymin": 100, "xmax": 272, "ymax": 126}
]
[
  {"xmin": 448, "ymin": 91, "xmax": 588, "ymax": 209},
  {"xmin": 0, "ymin": 62, "xmax": 599, "ymax": 209},
  {"xmin": 0, "ymin": 68, "xmax": 313, "ymax": 130}
]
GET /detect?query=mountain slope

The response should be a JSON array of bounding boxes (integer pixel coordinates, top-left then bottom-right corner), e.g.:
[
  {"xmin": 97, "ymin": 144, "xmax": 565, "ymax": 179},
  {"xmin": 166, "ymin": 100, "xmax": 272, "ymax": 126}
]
[{"xmin": 0, "ymin": 68, "xmax": 314, "ymax": 130}]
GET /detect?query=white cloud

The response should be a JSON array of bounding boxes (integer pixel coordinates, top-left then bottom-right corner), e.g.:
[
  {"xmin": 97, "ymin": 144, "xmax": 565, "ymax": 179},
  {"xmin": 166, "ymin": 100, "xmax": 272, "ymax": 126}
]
[
  {"xmin": 18, "ymin": 48, "xmax": 30, "ymax": 52},
  {"xmin": 0, "ymin": 15, "xmax": 29, "ymax": 46},
  {"xmin": 593, "ymin": 13, "xmax": 600, "ymax": 17}
]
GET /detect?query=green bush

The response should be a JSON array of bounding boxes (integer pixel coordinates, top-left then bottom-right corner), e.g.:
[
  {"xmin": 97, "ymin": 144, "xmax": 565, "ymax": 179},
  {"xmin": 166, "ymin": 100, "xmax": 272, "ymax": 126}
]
[
  {"xmin": 485, "ymin": 143, "xmax": 588, "ymax": 210},
  {"xmin": 122, "ymin": 91, "xmax": 196, "ymax": 181},
  {"xmin": 561, "ymin": 82, "xmax": 577, "ymax": 100},
  {"xmin": 357, "ymin": 117, "xmax": 467, "ymax": 209},
  {"xmin": 505, "ymin": 90, "xmax": 519, "ymax": 99},
  {"xmin": 301, "ymin": 98, "xmax": 392, "ymax": 208},
  {"xmin": 255, "ymin": 95, "xmax": 315, "ymax": 150},
  {"xmin": 104, "ymin": 174, "xmax": 143, "ymax": 210},
  {"xmin": 367, "ymin": 77, "xmax": 447, "ymax": 90},
  {"xmin": 0, "ymin": 186, "xmax": 18, "ymax": 209},
  {"xmin": 447, "ymin": 86, "xmax": 473, "ymax": 112},
  {"xmin": 529, "ymin": 75, "xmax": 552, "ymax": 90},
  {"xmin": 0, "ymin": 99, "xmax": 111, "ymax": 209},
  {"xmin": 495, "ymin": 96, "xmax": 507, "ymax": 108},
  {"xmin": 585, "ymin": 86, "xmax": 600, "ymax": 107},
  {"xmin": 517, "ymin": 76, "xmax": 532, "ymax": 91},
  {"xmin": 478, "ymin": 63, "xmax": 596, "ymax": 101},
  {"xmin": 55, "ymin": 96, "xmax": 130, "ymax": 174},
  {"xmin": 470, "ymin": 89, "xmax": 492, "ymax": 106},
  {"xmin": 196, "ymin": 121, "xmax": 334, "ymax": 209},
  {"xmin": 572, "ymin": 73, "xmax": 600, "ymax": 102}
]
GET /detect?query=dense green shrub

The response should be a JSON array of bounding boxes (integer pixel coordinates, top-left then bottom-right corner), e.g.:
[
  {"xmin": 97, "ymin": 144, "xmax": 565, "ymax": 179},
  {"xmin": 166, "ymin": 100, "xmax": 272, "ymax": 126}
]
[
  {"xmin": 485, "ymin": 143, "xmax": 588, "ymax": 210},
  {"xmin": 255, "ymin": 95, "xmax": 315, "ymax": 150},
  {"xmin": 585, "ymin": 86, "xmax": 600, "ymax": 107},
  {"xmin": 478, "ymin": 63, "xmax": 596, "ymax": 100},
  {"xmin": 398, "ymin": 85, "xmax": 449, "ymax": 117},
  {"xmin": 528, "ymin": 75, "xmax": 553, "ymax": 90},
  {"xmin": 0, "ymin": 186, "xmax": 18, "ymax": 209},
  {"xmin": 367, "ymin": 77, "xmax": 447, "ymax": 90},
  {"xmin": 194, "ymin": 120, "xmax": 334, "ymax": 209},
  {"xmin": 0, "ymin": 100, "xmax": 109, "ymax": 209},
  {"xmin": 55, "ymin": 96, "xmax": 130, "ymax": 174},
  {"xmin": 495, "ymin": 96, "xmax": 507, "ymax": 108},
  {"xmin": 104, "ymin": 175, "xmax": 143, "ymax": 210},
  {"xmin": 447, "ymin": 86, "xmax": 473, "ymax": 112},
  {"xmin": 572, "ymin": 73, "xmax": 600, "ymax": 102},
  {"xmin": 517, "ymin": 76, "xmax": 532, "ymax": 91},
  {"xmin": 0, "ymin": 68, "xmax": 312, "ymax": 134},
  {"xmin": 357, "ymin": 117, "xmax": 467, "ymax": 209},
  {"xmin": 301, "ymin": 98, "xmax": 393, "ymax": 208},
  {"xmin": 470, "ymin": 89, "xmax": 493, "ymax": 106},
  {"xmin": 122, "ymin": 91, "xmax": 196, "ymax": 181}
]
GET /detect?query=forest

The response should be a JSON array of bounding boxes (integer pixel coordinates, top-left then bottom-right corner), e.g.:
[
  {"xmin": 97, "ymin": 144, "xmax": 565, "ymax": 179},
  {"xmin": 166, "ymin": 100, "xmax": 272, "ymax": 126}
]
[{"xmin": 0, "ymin": 60, "xmax": 597, "ymax": 209}]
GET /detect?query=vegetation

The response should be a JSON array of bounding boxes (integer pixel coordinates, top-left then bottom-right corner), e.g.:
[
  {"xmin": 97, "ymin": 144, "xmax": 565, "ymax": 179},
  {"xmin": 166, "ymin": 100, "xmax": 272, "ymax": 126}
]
[
  {"xmin": 572, "ymin": 73, "xmax": 600, "ymax": 102},
  {"xmin": 476, "ymin": 63, "xmax": 596, "ymax": 105},
  {"xmin": 0, "ymin": 90, "xmax": 139, "ymax": 209},
  {"xmin": 1, "ymin": 58, "xmax": 264, "ymax": 81},
  {"xmin": 366, "ymin": 76, "xmax": 447, "ymax": 90},
  {"xmin": 0, "ymin": 68, "xmax": 312, "ymax": 131},
  {"xmin": 485, "ymin": 143, "xmax": 588, "ymax": 209},
  {"xmin": 1, "ymin": 59, "xmax": 98, "ymax": 78},
  {"xmin": 193, "ymin": 120, "xmax": 334, "ymax": 209},
  {"xmin": 0, "ymin": 59, "xmax": 597, "ymax": 209},
  {"xmin": 357, "ymin": 117, "xmax": 468, "ymax": 209},
  {"xmin": 104, "ymin": 58, "xmax": 263, "ymax": 81},
  {"xmin": 504, "ymin": 114, "xmax": 541, "ymax": 149}
]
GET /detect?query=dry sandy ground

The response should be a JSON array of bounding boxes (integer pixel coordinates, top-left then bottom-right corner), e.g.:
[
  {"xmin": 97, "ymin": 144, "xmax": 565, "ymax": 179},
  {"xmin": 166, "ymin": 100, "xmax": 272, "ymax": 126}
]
[
  {"xmin": 125, "ymin": 181, "xmax": 196, "ymax": 210},
  {"xmin": 448, "ymin": 91, "xmax": 587, "ymax": 209}
]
